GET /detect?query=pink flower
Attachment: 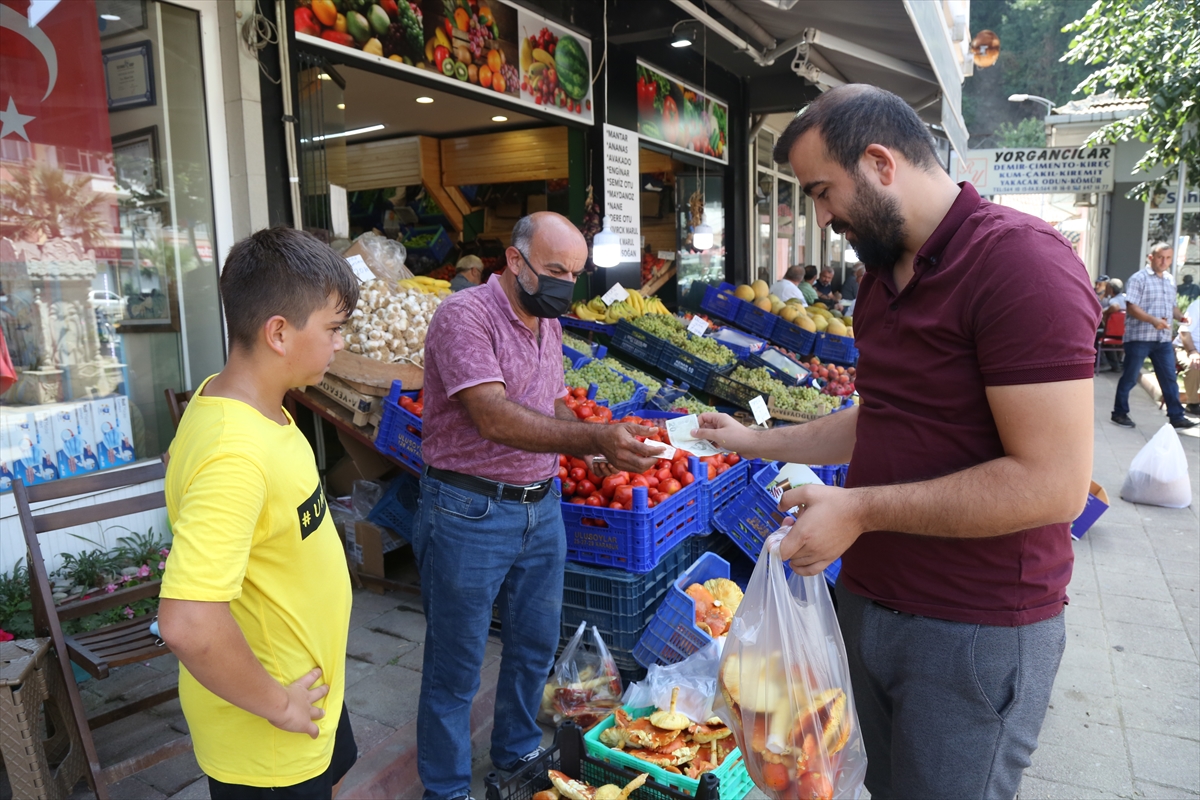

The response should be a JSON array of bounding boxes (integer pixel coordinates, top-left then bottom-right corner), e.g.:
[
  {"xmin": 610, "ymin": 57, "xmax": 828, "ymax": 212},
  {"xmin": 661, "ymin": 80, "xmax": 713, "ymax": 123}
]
[
  {"xmin": 160, "ymin": 548, "xmax": 170, "ymax": 558},
  {"xmin": 158, "ymin": 561, "xmax": 166, "ymax": 571},
  {"xmin": 120, "ymin": 574, "xmax": 132, "ymax": 583},
  {"xmin": 105, "ymin": 583, "xmax": 118, "ymax": 593},
  {"xmin": 0, "ymin": 629, "xmax": 14, "ymax": 643},
  {"xmin": 137, "ymin": 564, "xmax": 151, "ymax": 578},
  {"xmin": 123, "ymin": 606, "xmax": 135, "ymax": 619}
]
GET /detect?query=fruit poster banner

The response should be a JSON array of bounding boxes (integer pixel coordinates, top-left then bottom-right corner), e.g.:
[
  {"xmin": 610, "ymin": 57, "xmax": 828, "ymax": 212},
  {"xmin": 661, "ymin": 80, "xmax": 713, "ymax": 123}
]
[
  {"xmin": 295, "ymin": 0, "xmax": 593, "ymax": 125},
  {"xmin": 636, "ymin": 59, "xmax": 727, "ymax": 164}
]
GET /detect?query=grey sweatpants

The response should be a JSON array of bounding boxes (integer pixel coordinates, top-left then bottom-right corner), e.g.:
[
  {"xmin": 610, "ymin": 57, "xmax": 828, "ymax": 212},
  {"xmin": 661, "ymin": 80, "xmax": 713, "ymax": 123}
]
[{"xmin": 835, "ymin": 584, "xmax": 1066, "ymax": 800}]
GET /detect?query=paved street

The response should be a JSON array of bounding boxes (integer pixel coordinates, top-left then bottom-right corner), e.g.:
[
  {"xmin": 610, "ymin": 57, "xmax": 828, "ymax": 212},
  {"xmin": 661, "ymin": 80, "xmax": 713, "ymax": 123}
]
[{"xmin": 16, "ymin": 372, "xmax": 1197, "ymax": 800}]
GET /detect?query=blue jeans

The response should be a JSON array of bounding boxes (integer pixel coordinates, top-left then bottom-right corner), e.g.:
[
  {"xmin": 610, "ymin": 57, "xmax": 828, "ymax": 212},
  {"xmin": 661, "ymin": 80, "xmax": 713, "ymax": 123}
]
[
  {"xmin": 1113, "ymin": 340, "xmax": 1186, "ymax": 420},
  {"xmin": 411, "ymin": 473, "xmax": 565, "ymax": 800}
]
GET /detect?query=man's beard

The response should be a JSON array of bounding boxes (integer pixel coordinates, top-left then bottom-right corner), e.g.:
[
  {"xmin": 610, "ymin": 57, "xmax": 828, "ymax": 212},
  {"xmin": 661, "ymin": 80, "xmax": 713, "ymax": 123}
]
[{"xmin": 831, "ymin": 174, "xmax": 906, "ymax": 270}]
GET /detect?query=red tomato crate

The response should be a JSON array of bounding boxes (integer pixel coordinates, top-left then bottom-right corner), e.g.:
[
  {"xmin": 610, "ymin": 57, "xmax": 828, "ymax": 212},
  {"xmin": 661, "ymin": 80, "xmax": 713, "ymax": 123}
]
[
  {"xmin": 562, "ymin": 456, "xmax": 708, "ymax": 573},
  {"xmin": 374, "ymin": 380, "xmax": 423, "ymax": 471}
]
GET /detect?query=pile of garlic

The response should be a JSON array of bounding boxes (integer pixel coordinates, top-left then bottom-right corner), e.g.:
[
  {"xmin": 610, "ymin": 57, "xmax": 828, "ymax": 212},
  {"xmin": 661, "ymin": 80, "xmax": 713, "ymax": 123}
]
[{"xmin": 344, "ymin": 281, "xmax": 442, "ymax": 367}]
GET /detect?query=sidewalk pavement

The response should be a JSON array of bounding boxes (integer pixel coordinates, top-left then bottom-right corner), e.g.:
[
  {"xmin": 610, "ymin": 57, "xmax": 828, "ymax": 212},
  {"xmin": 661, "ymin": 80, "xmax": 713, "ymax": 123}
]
[{"xmin": 18, "ymin": 372, "xmax": 1197, "ymax": 800}]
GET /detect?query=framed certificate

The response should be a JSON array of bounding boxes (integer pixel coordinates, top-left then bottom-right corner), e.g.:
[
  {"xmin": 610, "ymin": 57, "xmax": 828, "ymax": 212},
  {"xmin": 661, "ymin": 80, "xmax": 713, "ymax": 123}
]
[{"xmin": 103, "ymin": 41, "xmax": 155, "ymax": 111}]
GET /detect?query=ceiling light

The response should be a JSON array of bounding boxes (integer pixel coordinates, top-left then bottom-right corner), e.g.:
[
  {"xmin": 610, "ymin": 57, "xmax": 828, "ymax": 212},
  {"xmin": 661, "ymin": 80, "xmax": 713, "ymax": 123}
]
[
  {"xmin": 592, "ymin": 217, "xmax": 621, "ymax": 268},
  {"xmin": 416, "ymin": 96, "xmax": 434, "ymax": 104},
  {"xmin": 100, "ymin": 13, "xmax": 121, "ymax": 21},
  {"xmin": 670, "ymin": 21, "xmax": 697, "ymax": 48},
  {"xmin": 310, "ymin": 124, "xmax": 384, "ymax": 142},
  {"xmin": 318, "ymin": 73, "xmax": 332, "ymax": 81},
  {"xmin": 692, "ymin": 223, "xmax": 713, "ymax": 251},
  {"xmin": 491, "ymin": 115, "xmax": 508, "ymax": 122},
  {"xmin": 337, "ymin": 103, "xmax": 346, "ymax": 110}
]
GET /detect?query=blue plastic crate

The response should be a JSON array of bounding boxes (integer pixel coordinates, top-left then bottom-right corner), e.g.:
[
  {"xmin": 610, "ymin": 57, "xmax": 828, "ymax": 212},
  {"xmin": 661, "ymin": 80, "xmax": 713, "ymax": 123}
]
[
  {"xmin": 561, "ymin": 316, "xmax": 616, "ymax": 336},
  {"xmin": 770, "ymin": 318, "xmax": 818, "ymax": 356},
  {"xmin": 633, "ymin": 552, "xmax": 730, "ymax": 668},
  {"xmin": 374, "ymin": 381, "xmax": 423, "ymax": 471},
  {"xmin": 706, "ymin": 328, "xmax": 766, "ymax": 361},
  {"xmin": 404, "ymin": 225, "xmax": 453, "ymax": 263},
  {"xmin": 563, "ymin": 366, "xmax": 647, "ymax": 420},
  {"xmin": 699, "ymin": 283, "xmax": 742, "ymax": 324},
  {"xmin": 648, "ymin": 380, "xmax": 692, "ymax": 412},
  {"xmin": 734, "ymin": 301, "xmax": 778, "ymax": 340},
  {"xmin": 367, "ymin": 472, "xmax": 420, "ymax": 542},
  {"xmin": 655, "ymin": 340, "xmax": 728, "ymax": 389},
  {"xmin": 702, "ymin": 456, "xmax": 751, "ymax": 524},
  {"xmin": 813, "ymin": 331, "xmax": 859, "ymax": 365},
  {"xmin": 562, "ymin": 341, "xmax": 607, "ymax": 369},
  {"xmin": 745, "ymin": 348, "xmax": 813, "ymax": 387},
  {"xmin": 557, "ymin": 536, "xmax": 695, "ymax": 654},
  {"xmin": 563, "ymin": 457, "xmax": 707, "ymax": 573},
  {"xmin": 610, "ymin": 319, "xmax": 664, "ymax": 367}
]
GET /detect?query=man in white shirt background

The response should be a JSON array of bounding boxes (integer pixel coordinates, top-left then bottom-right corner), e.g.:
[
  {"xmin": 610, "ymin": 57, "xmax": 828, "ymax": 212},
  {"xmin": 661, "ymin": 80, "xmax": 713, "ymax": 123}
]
[
  {"xmin": 769, "ymin": 265, "xmax": 808, "ymax": 305},
  {"xmin": 1176, "ymin": 296, "xmax": 1200, "ymax": 415}
]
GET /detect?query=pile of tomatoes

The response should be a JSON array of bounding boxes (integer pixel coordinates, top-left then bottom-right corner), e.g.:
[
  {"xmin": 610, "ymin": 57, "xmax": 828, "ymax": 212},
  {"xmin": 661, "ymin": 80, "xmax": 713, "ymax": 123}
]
[
  {"xmin": 564, "ymin": 386, "xmax": 614, "ymax": 422},
  {"xmin": 557, "ymin": 413, "xmax": 741, "ymax": 513},
  {"xmin": 398, "ymin": 389, "xmax": 424, "ymax": 418}
]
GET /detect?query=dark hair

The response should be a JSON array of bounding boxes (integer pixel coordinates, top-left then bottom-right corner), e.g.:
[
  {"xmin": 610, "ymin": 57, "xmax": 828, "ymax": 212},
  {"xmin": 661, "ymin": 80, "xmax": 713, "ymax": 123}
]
[
  {"xmin": 1185, "ymin": 274, "xmax": 1195, "ymax": 283},
  {"xmin": 804, "ymin": 265, "xmax": 818, "ymax": 282},
  {"xmin": 220, "ymin": 227, "xmax": 359, "ymax": 351},
  {"xmin": 784, "ymin": 265, "xmax": 804, "ymax": 282},
  {"xmin": 773, "ymin": 84, "xmax": 939, "ymax": 173}
]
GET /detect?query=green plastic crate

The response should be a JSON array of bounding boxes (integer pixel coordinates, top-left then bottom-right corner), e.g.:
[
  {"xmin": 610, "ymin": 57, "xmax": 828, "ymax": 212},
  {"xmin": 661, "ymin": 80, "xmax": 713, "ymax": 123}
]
[{"xmin": 584, "ymin": 706, "xmax": 754, "ymax": 800}]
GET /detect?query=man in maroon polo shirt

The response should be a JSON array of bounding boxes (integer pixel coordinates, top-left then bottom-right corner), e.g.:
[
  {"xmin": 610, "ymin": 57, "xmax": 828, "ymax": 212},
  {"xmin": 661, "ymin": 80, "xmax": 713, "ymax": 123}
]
[{"xmin": 695, "ymin": 86, "xmax": 1100, "ymax": 799}]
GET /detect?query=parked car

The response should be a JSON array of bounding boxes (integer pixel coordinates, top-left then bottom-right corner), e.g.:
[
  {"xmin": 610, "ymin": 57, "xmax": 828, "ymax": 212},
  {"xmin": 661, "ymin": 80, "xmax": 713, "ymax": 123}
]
[{"xmin": 88, "ymin": 290, "xmax": 125, "ymax": 320}]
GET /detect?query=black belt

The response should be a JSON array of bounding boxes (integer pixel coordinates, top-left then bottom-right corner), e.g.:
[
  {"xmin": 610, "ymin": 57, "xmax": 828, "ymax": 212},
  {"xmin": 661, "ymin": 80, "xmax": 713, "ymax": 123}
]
[{"xmin": 424, "ymin": 465, "xmax": 554, "ymax": 503}]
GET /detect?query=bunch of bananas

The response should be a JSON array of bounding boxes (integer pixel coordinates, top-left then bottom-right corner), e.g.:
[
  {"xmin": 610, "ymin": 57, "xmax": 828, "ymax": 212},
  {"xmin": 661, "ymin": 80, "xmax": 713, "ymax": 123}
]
[
  {"xmin": 570, "ymin": 291, "xmax": 671, "ymax": 323},
  {"xmin": 398, "ymin": 276, "xmax": 451, "ymax": 297}
]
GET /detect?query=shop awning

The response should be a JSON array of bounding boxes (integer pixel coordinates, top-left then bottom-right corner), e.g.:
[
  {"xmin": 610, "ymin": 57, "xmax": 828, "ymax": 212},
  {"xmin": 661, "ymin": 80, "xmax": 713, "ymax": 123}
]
[{"xmin": 663, "ymin": 0, "xmax": 970, "ymax": 155}]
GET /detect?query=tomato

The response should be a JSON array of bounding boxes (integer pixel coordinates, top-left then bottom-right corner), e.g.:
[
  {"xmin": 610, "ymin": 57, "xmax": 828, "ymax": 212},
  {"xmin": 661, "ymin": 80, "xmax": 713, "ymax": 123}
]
[
  {"xmin": 609, "ymin": 501, "xmax": 623, "ymax": 509},
  {"xmin": 576, "ymin": 479, "xmax": 596, "ymax": 497},
  {"xmin": 671, "ymin": 461, "xmax": 690, "ymax": 480},
  {"xmin": 569, "ymin": 496, "xmax": 586, "ymax": 505},
  {"xmin": 672, "ymin": 449, "xmax": 688, "ymax": 462},
  {"xmin": 557, "ymin": 467, "xmax": 568, "ymax": 481},
  {"xmin": 614, "ymin": 485, "xmax": 634, "ymax": 507},
  {"xmin": 645, "ymin": 476, "xmax": 659, "ymax": 489},
  {"xmin": 726, "ymin": 453, "xmax": 741, "ymax": 465},
  {"xmin": 797, "ymin": 771, "xmax": 833, "ymax": 800},
  {"xmin": 573, "ymin": 405, "xmax": 592, "ymax": 420},
  {"xmin": 559, "ymin": 455, "xmax": 569, "ymax": 467},
  {"xmin": 564, "ymin": 396, "xmax": 578, "ymax": 409},
  {"xmin": 569, "ymin": 458, "xmax": 588, "ymax": 472},
  {"xmin": 600, "ymin": 482, "xmax": 616, "ymax": 500},
  {"xmin": 650, "ymin": 491, "xmax": 668, "ymax": 505},
  {"xmin": 569, "ymin": 467, "xmax": 586, "ymax": 483},
  {"xmin": 601, "ymin": 473, "xmax": 629, "ymax": 493},
  {"xmin": 572, "ymin": 386, "xmax": 588, "ymax": 399},
  {"xmin": 707, "ymin": 464, "xmax": 718, "ymax": 480},
  {"xmin": 656, "ymin": 468, "xmax": 673, "ymax": 483},
  {"xmin": 561, "ymin": 479, "xmax": 576, "ymax": 497},
  {"xmin": 716, "ymin": 463, "xmax": 730, "ymax": 475},
  {"xmin": 655, "ymin": 460, "xmax": 671, "ymax": 472},
  {"xmin": 762, "ymin": 763, "xmax": 790, "ymax": 792},
  {"xmin": 583, "ymin": 415, "xmax": 606, "ymax": 424},
  {"xmin": 660, "ymin": 478, "xmax": 682, "ymax": 495},
  {"xmin": 681, "ymin": 472, "xmax": 695, "ymax": 486},
  {"xmin": 595, "ymin": 405, "xmax": 613, "ymax": 421},
  {"xmin": 586, "ymin": 471, "xmax": 602, "ymax": 486},
  {"xmin": 584, "ymin": 495, "xmax": 604, "ymax": 507},
  {"xmin": 630, "ymin": 474, "xmax": 649, "ymax": 488}
]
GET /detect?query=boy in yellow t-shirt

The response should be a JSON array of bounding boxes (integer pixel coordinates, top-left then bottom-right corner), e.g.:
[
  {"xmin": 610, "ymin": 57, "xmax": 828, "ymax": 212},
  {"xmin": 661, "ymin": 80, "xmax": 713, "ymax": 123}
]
[{"xmin": 159, "ymin": 227, "xmax": 360, "ymax": 799}]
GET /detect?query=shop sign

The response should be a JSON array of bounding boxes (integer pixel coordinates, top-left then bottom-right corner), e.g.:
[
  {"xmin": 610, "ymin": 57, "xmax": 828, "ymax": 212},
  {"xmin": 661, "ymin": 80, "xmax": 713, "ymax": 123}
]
[
  {"xmin": 295, "ymin": 0, "xmax": 592, "ymax": 125},
  {"xmin": 602, "ymin": 124, "xmax": 641, "ymax": 263},
  {"xmin": 1149, "ymin": 186, "xmax": 1199, "ymax": 212},
  {"xmin": 635, "ymin": 59, "xmax": 728, "ymax": 164},
  {"xmin": 952, "ymin": 146, "xmax": 1115, "ymax": 195}
]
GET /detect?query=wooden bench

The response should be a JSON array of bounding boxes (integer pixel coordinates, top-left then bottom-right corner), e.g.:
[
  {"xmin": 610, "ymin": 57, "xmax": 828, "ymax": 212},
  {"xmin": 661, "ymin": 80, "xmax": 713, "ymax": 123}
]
[{"xmin": 163, "ymin": 387, "xmax": 193, "ymax": 431}]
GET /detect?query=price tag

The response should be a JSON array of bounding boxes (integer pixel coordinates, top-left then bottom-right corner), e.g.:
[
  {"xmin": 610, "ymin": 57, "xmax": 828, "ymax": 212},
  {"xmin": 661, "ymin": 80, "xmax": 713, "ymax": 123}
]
[
  {"xmin": 657, "ymin": 251, "xmax": 676, "ymax": 263},
  {"xmin": 346, "ymin": 254, "xmax": 374, "ymax": 283},
  {"xmin": 645, "ymin": 440, "xmax": 677, "ymax": 460},
  {"xmin": 687, "ymin": 316, "xmax": 710, "ymax": 336},
  {"xmin": 749, "ymin": 395, "xmax": 771, "ymax": 426},
  {"xmin": 601, "ymin": 283, "xmax": 630, "ymax": 306}
]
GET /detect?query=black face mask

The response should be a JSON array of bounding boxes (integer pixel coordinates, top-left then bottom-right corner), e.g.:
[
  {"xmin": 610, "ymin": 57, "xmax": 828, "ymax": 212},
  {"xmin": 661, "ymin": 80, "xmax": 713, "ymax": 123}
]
[{"xmin": 515, "ymin": 250, "xmax": 575, "ymax": 318}]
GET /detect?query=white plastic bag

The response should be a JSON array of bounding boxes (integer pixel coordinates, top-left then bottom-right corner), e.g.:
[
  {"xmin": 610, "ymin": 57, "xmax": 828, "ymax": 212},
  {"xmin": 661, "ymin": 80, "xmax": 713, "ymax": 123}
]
[
  {"xmin": 623, "ymin": 637, "xmax": 724, "ymax": 723},
  {"xmin": 537, "ymin": 621, "xmax": 622, "ymax": 730},
  {"xmin": 345, "ymin": 232, "xmax": 412, "ymax": 282},
  {"xmin": 1120, "ymin": 423, "xmax": 1192, "ymax": 508},
  {"xmin": 715, "ymin": 530, "xmax": 867, "ymax": 800}
]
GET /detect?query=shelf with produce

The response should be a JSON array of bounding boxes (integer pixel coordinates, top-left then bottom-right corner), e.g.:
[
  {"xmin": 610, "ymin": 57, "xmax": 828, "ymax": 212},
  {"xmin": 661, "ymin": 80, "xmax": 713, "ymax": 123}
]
[{"xmin": 640, "ymin": 265, "xmax": 676, "ymax": 297}]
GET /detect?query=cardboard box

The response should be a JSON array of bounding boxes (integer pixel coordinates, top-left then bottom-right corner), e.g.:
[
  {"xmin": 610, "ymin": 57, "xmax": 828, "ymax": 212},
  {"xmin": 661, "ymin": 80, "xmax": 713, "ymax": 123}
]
[
  {"xmin": 93, "ymin": 395, "xmax": 135, "ymax": 469},
  {"xmin": 1070, "ymin": 481, "xmax": 1109, "ymax": 540},
  {"xmin": 355, "ymin": 521, "xmax": 386, "ymax": 593},
  {"xmin": 0, "ymin": 410, "xmax": 21, "ymax": 491},
  {"xmin": 52, "ymin": 401, "xmax": 99, "ymax": 478},
  {"xmin": 13, "ymin": 409, "xmax": 60, "ymax": 485}
]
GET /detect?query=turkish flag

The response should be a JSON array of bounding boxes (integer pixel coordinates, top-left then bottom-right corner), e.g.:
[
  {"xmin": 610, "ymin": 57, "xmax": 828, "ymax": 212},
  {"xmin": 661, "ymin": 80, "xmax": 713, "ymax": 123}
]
[{"xmin": 0, "ymin": 0, "xmax": 112, "ymax": 155}]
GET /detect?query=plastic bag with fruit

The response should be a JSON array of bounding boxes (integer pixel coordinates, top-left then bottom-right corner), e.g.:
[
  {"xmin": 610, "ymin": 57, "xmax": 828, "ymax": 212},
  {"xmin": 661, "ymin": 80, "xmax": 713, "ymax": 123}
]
[
  {"xmin": 714, "ymin": 529, "xmax": 866, "ymax": 799},
  {"xmin": 538, "ymin": 621, "xmax": 623, "ymax": 730}
]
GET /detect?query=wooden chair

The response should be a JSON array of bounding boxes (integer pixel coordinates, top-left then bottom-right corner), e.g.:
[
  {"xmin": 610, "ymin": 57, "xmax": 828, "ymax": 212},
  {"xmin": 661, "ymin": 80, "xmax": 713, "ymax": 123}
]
[
  {"xmin": 163, "ymin": 388, "xmax": 193, "ymax": 430},
  {"xmin": 14, "ymin": 460, "xmax": 191, "ymax": 800}
]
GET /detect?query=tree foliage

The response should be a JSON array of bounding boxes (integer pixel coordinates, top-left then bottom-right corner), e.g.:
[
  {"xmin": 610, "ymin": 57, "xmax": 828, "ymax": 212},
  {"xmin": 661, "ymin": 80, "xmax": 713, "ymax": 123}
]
[
  {"xmin": 994, "ymin": 117, "xmax": 1048, "ymax": 147},
  {"xmin": 1063, "ymin": 0, "xmax": 1200, "ymax": 198},
  {"xmin": 0, "ymin": 161, "xmax": 108, "ymax": 250}
]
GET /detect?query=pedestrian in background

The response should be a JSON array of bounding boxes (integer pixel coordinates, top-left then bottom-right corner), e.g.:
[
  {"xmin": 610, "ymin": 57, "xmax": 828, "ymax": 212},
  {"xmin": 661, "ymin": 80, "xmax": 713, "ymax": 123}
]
[
  {"xmin": 1175, "ymin": 296, "xmax": 1200, "ymax": 415},
  {"xmin": 450, "ymin": 254, "xmax": 483, "ymax": 292},
  {"xmin": 769, "ymin": 265, "xmax": 808, "ymax": 305},
  {"xmin": 1111, "ymin": 242, "xmax": 1196, "ymax": 429},
  {"xmin": 1178, "ymin": 273, "xmax": 1200, "ymax": 303},
  {"xmin": 799, "ymin": 264, "xmax": 819, "ymax": 305}
]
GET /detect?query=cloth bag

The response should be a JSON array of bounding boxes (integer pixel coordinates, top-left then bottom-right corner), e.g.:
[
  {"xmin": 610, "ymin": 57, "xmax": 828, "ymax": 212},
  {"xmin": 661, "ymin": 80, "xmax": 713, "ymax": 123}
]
[
  {"xmin": 1120, "ymin": 423, "xmax": 1192, "ymax": 508},
  {"xmin": 715, "ymin": 531, "xmax": 867, "ymax": 799},
  {"xmin": 537, "ymin": 621, "xmax": 623, "ymax": 729}
]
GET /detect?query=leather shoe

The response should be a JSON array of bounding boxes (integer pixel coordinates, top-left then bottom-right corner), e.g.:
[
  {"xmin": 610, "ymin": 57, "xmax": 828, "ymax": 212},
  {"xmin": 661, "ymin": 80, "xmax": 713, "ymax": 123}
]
[
  {"xmin": 1170, "ymin": 417, "xmax": 1198, "ymax": 430},
  {"xmin": 1186, "ymin": 403, "xmax": 1200, "ymax": 415},
  {"xmin": 1111, "ymin": 413, "xmax": 1136, "ymax": 428}
]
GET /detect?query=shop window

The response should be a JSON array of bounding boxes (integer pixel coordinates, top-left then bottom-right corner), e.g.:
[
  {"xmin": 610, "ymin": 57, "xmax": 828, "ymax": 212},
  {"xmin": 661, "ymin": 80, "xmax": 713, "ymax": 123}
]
[
  {"xmin": 676, "ymin": 172, "xmax": 724, "ymax": 293},
  {"xmin": 1, "ymin": 1, "xmax": 222, "ymax": 492},
  {"xmin": 756, "ymin": 171, "xmax": 774, "ymax": 284}
]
